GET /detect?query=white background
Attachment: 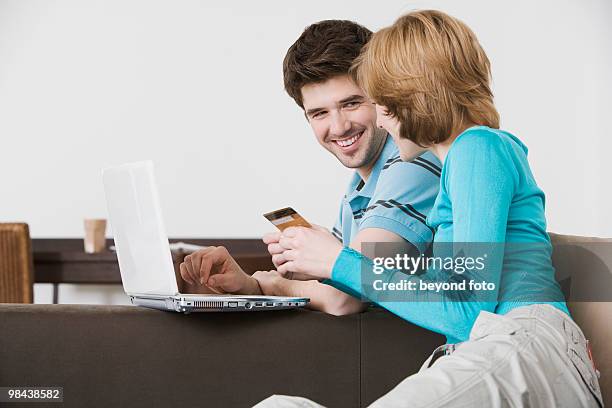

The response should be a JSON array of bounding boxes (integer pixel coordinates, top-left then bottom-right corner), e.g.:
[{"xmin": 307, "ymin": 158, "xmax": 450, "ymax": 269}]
[{"xmin": 0, "ymin": 0, "xmax": 610, "ymax": 304}]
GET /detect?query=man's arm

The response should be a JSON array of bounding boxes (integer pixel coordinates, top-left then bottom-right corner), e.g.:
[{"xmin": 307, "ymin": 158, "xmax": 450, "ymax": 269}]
[
  {"xmin": 178, "ymin": 229, "xmax": 416, "ymax": 315},
  {"xmin": 260, "ymin": 227, "xmax": 416, "ymax": 315},
  {"xmin": 260, "ymin": 278, "xmax": 365, "ymax": 316},
  {"xmin": 178, "ymin": 246, "xmax": 361, "ymax": 314}
]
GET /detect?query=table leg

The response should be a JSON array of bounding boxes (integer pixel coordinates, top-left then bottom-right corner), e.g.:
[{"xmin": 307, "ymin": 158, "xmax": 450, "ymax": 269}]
[{"xmin": 52, "ymin": 284, "xmax": 59, "ymax": 304}]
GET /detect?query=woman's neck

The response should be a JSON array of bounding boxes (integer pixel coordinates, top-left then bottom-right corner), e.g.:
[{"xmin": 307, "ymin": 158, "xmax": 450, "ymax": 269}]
[{"xmin": 431, "ymin": 122, "xmax": 478, "ymax": 163}]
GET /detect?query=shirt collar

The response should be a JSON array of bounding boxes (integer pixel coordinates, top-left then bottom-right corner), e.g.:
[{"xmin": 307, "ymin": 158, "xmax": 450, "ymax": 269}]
[{"xmin": 346, "ymin": 134, "xmax": 395, "ymax": 200}]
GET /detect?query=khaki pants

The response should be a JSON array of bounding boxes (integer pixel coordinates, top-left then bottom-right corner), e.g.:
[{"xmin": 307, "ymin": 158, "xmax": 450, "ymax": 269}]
[{"xmin": 254, "ymin": 304, "xmax": 603, "ymax": 408}]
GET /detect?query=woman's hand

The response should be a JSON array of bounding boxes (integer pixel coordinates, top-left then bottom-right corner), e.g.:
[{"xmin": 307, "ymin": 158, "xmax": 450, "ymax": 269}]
[{"xmin": 275, "ymin": 225, "xmax": 343, "ymax": 280}]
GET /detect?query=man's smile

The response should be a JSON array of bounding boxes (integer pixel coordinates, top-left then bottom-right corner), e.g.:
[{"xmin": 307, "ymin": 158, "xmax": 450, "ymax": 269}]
[{"xmin": 333, "ymin": 130, "xmax": 364, "ymax": 150}]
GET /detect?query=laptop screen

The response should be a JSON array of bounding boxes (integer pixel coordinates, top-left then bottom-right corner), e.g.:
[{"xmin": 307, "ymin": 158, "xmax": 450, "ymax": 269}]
[{"xmin": 103, "ymin": 161, "xmax": 179, "ymax": 296}]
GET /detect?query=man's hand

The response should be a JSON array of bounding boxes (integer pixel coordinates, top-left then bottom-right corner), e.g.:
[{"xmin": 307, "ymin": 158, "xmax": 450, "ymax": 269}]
[
  {"xmin": 179, "ymin": 246, "xmax": 262, "ymax": 295},
  {"xmin": 252, "ymin": 270, "xmax": 284, "ymax": 296}
]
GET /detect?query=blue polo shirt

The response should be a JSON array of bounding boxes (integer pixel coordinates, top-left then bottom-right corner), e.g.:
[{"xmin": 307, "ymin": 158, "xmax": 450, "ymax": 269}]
[{"xmin": 331, "ymin": 135, "xmax": 441, "ymax": 254}]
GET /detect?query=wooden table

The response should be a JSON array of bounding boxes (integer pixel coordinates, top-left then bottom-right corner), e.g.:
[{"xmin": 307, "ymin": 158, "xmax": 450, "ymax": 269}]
[{"xmin": 32, "ymin": 238, "xmax": 274, "ymax": 303}]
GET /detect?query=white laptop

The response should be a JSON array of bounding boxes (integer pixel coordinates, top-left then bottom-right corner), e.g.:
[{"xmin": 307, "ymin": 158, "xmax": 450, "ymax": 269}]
[{"xmin": 102, "ymin": 160, "xmax": 309, "ymax": 313}]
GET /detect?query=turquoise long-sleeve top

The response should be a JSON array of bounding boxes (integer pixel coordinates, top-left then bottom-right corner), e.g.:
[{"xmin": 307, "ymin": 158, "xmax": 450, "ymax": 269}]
[{"xmin": 331, "ymin": 126, "xmax": 569, "ymax": 343}]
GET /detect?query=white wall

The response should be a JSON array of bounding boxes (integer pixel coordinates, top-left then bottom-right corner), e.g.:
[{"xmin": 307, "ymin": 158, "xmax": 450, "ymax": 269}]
[{"xmin": 0, "ymin": 0, "xmax": 609, "ymax": 303}]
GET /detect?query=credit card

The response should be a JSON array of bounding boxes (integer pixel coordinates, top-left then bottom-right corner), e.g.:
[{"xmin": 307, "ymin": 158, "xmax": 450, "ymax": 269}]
[{"xmin": 263, "ymin": 207, "xmax": 312, "ymax": 231}]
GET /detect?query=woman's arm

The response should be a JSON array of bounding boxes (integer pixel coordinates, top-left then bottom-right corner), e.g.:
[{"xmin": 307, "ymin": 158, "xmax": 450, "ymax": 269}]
[{"xmin": 332, "ymin": 133, "xmax": 518, "ymax": 341}]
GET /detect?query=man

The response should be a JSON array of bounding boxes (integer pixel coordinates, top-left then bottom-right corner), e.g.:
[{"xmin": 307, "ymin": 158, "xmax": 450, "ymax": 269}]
[{"xmin": 179, "ymin": 20, "xmax": 440, "ymax": 315}]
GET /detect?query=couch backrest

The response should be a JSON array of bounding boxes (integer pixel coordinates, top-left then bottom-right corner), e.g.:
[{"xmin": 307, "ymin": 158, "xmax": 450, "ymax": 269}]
[
  {"xmin": 0, "ymin": 304, "xmax": 444, "ymax": 408},
  {"xmin": 550, "ymin": 233, "xmax": 612, "ymax": 406}
]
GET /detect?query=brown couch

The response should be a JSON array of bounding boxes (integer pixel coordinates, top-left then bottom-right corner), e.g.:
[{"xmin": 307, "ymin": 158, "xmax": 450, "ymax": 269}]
[
  {"xmin": 0, "ymin": 305, "xmax": 444, "ymax": 407},
  {"xmin": 0, "ymin": 233, "xmax": 610, "ymax": 407}
]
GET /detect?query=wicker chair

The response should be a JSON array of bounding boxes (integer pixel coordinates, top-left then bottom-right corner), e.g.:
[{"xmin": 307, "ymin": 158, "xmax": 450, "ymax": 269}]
[{"xmin": 0, "ymin": 223, "xmax": 33, "ymax": 303}]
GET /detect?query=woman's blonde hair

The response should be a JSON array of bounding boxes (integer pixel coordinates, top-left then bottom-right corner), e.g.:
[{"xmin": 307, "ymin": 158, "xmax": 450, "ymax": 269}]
[{"xmin": 351, "ymin": 10, "xmax": 499, "ymax": 146}]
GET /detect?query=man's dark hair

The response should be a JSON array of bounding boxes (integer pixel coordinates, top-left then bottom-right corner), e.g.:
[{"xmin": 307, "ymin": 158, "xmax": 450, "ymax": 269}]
[{"xmin": 283, "ymin": 20, "xmax": 372, "ymax": 109}]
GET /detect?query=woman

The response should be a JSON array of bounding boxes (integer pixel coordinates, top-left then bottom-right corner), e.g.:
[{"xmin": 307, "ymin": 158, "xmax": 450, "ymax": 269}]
[{"xmin": 254, "ymin": 10, "xmax": 602, "ymax": 408}]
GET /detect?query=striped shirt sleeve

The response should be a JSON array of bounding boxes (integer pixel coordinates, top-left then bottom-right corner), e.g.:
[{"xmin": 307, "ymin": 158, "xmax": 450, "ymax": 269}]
[{"xmin": 358, "ymin": 151, "xmax": 440, "ymax": 254}]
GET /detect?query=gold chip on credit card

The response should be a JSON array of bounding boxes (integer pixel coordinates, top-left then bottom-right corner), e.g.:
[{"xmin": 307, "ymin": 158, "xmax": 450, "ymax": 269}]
[{"xmin": 263, "ymin": 207, "xmax": 312, "ymax": 231}]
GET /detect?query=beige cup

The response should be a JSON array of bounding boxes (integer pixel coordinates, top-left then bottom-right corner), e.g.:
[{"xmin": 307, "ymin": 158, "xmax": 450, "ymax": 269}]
[{"xmin": 84, "ymin": 219, "xmax": 107, "ymax": 253}]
